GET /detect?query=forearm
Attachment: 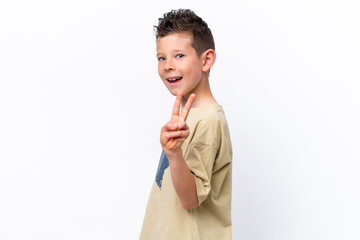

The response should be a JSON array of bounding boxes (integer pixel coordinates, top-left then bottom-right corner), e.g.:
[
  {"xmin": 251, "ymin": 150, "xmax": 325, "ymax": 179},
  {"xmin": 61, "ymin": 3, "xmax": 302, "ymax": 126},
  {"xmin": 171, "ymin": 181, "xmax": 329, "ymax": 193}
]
[{"xmin": 165, "ymin": 149, "xmax": 199, "ymax": 210}]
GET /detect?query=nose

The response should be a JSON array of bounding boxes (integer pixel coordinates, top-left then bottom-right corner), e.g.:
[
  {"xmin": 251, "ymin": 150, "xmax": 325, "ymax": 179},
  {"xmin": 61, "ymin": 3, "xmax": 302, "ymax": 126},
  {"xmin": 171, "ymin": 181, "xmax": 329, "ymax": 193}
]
[{"xmin": 164, "ymin": 59, "xmax": 175, "ymax": 71}]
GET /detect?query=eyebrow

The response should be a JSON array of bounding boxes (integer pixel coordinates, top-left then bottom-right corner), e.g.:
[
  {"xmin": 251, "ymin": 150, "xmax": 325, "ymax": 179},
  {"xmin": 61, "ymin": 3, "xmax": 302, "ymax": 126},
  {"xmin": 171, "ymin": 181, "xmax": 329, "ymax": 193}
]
[{"xmin": 157, "ymin": 49, "xmax": 186, "ymax": 56}]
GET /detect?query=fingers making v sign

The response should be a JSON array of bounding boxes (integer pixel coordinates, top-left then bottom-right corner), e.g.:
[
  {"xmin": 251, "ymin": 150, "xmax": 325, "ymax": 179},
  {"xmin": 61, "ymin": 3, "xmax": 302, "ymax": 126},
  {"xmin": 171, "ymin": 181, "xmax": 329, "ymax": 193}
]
[{"xmin": 160, "ymin": 92, "xmax": 196, "ymax": 151}]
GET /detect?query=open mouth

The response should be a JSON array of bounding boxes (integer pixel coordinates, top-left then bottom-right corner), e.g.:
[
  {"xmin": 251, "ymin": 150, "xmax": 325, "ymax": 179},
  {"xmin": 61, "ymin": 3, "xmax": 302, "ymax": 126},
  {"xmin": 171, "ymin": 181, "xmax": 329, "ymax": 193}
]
[{"xmin": 167, "ymin": 77, "xmax": 183, "ymax": 83}]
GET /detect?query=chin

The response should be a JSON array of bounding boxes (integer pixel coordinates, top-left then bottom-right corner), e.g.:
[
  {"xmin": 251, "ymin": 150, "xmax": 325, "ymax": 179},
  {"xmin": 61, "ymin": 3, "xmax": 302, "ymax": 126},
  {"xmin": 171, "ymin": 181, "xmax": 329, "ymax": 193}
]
[{"xmin": 167, "ymin": 88, "xmax": 180, "ymax": 96}]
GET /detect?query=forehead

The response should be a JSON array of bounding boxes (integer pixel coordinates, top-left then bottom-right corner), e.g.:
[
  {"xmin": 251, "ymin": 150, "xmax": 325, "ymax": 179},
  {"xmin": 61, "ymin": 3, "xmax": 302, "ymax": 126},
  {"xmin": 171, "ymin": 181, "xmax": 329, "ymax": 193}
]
[{"xmin": 156, "ymin": 32, "xmax": 194, "ymax": 52}]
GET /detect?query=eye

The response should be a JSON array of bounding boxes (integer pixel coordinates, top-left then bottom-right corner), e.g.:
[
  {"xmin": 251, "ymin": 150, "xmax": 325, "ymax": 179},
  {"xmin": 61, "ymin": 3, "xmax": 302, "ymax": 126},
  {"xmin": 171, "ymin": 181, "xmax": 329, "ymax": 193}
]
[
  {"xmin": 158, "ymin": 56, "xmax": 165, "ymax": 61},
  {"xmin": 176, "ymin": 54, "xmax": 184, "ymax": 58}
]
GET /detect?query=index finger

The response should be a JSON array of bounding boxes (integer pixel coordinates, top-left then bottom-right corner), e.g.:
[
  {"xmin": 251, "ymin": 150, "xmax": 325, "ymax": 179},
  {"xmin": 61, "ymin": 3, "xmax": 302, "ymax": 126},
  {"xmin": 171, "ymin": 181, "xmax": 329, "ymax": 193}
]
[
  {"xmin": 171, "ymin": 92, "xmax": 183, "ymax": 119},
  {"xmin": 180, "ymin": 93, "xmax": 196, "ymax": 121}
]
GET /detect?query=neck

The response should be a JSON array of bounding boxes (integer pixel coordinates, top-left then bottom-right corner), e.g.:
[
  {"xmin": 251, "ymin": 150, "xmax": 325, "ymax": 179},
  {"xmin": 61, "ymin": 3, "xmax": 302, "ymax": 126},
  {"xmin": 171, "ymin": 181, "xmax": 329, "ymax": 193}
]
[{"xmin": 181, "ymin": 78, "xmax": 216, "ymax": 108}]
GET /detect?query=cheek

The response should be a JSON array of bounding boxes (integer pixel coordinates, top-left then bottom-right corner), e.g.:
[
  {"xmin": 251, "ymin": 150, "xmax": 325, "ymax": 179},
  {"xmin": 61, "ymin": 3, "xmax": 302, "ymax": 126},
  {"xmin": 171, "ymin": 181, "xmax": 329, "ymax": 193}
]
[
  {"xmin": 188, "ymin": 61, "xmax": 202, "ymax": 76},
  {"xmin": 158, "ymin": 65, "xmax": 163, "ymax": 76},
  {"xmin": 187, "ymin": 64, "xmax": 202, "ymax": 79}
]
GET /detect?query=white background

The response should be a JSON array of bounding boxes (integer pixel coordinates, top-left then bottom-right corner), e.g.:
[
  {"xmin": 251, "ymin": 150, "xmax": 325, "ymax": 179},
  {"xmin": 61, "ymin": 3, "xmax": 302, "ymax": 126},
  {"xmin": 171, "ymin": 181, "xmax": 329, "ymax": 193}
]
[{"xmin": 1, "ymin": 0, "xmax": 359, "ymax": 239}]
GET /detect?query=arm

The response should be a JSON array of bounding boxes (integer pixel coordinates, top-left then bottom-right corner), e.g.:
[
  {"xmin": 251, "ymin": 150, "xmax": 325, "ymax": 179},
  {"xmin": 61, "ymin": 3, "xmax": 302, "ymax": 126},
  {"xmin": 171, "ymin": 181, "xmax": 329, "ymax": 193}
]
[
  {"xmin": 160, "ymin": 92, "xmax": 199, "ymax": 210},
  {"xmin": 165, "ymin": 148, "xmax": 198, "ymax": 210}
]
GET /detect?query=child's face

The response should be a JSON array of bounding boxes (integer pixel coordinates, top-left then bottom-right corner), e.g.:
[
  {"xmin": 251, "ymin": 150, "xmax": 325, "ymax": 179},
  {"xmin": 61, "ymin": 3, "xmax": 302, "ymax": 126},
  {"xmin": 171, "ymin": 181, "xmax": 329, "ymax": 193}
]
[{"xmin": 156, "ymin": 32, "xmax": 204, "ymax": 98}]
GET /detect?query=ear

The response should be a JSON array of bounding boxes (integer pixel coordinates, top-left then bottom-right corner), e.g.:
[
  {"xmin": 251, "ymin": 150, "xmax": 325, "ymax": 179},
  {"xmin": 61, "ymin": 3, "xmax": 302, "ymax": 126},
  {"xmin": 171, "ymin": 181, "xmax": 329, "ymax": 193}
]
[{"xmin": 201, "ymin": 49, "xmax": 216, "ymax": 72}]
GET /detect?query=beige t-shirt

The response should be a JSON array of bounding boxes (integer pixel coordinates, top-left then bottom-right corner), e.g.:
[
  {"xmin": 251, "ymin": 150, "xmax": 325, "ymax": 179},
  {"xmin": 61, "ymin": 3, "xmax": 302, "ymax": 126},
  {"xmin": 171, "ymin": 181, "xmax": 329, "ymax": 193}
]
[{"xmin": 140, "ymin": 103, "xmax": 233, "ymax": 240}]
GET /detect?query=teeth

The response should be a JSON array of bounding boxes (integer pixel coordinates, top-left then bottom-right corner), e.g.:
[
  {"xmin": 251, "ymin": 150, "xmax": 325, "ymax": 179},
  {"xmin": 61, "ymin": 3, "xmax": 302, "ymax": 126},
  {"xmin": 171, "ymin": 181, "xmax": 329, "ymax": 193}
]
[{"xmin": 168, "ymin": 77, "xmax": 181, "ymax": 82}]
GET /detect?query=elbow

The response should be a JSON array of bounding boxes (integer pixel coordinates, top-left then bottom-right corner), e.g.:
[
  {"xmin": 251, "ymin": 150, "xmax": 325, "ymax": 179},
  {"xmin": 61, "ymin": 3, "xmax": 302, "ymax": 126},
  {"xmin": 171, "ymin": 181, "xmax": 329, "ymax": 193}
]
[{"xmin": 181, "ymin": 199, "xmax": 199, "ymax": 210}]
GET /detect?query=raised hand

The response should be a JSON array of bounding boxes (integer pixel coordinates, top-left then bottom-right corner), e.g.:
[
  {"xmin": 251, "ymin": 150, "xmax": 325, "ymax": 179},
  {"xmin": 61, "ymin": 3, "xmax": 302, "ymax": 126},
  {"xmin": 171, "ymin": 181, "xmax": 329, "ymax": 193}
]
[{"xmin": 160, "ymin": 92, "xmax": 196, "ymax": 152}]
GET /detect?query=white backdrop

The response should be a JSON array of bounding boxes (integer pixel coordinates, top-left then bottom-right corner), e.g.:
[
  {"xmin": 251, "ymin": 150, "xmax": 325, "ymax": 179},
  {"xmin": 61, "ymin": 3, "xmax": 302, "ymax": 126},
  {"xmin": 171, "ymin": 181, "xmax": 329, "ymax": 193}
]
[{"xmin": 1, "ymin": 0, "xmax": 359, "ymax": 239}]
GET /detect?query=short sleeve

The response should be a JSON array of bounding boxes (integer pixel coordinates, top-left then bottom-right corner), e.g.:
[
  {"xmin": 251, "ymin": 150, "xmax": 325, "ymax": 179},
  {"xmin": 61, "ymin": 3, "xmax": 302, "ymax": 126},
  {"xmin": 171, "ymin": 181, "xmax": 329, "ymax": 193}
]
[
  {"xmin": 181, "ymin": 104, "xmax": 232, "ymax": 207},
  {"xmin": 184, "ymin": 143, "xmax": 217, "ymax": 205}
]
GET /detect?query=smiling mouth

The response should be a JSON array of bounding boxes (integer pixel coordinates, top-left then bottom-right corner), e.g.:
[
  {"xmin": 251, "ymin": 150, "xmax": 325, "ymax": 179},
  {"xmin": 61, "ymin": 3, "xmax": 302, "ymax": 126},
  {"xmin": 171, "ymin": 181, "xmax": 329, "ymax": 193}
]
[{"xmin": 167, "ymin": 77, "xmax": 183, "ymax": 83}]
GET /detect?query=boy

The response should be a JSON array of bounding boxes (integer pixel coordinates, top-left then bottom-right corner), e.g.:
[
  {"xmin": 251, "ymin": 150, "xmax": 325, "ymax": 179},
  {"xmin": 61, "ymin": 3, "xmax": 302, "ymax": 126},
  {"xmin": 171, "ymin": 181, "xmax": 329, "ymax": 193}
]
[{"xmin": 140, "ymin": 9, "xmax": 232, "ymax": 239}]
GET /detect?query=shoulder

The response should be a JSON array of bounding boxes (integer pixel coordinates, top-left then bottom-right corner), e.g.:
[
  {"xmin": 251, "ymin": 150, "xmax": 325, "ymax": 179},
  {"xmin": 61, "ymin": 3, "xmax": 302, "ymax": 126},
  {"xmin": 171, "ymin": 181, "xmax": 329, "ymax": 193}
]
[
  {"xmin": 188, "ymin": 103, "xmax": 226, "ymax": 124},
  {"xmin": 186, "ymin": 103, "xmax": 229, "ymax": 146}
]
